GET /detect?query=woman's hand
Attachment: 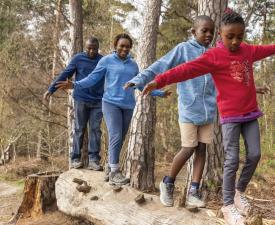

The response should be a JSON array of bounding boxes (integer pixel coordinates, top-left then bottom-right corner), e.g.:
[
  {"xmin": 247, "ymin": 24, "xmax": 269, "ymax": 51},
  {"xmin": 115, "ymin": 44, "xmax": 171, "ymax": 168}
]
[
  {"xmin": 142, "ymin": 81, "xmax": 158, "ymax": 96},
  {"xmin": 55, "ymin": 79, "xmax": 74, "ymax": 90},
  {"xmin": 123, "ymin": 82, "xmax": 135, "ymax": 90}
]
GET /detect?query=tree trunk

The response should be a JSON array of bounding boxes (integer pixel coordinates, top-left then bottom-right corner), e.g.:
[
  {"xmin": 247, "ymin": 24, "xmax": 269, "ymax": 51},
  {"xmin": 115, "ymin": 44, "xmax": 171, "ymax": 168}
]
[
  {"xmin": 16, "ymin": 172, "xmax": 60, "ymax": 218},
  {"xmin": 183, "ymin": 0, "xmax": 227, "ymax": 203},
  {"xmin": 68, "ymin": 0, "xmax": 84, "ymax": 168},
  {"xmin": 125, "ymin": 0, "xmax": 162, "ymax": 191}
]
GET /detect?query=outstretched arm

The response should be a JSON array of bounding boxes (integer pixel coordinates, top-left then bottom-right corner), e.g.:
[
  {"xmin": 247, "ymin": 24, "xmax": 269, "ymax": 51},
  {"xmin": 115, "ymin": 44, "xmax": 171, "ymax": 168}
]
[
  {"xmin": 142, "ymin": 51, "xmax": 216, "ymax": 95},
  {"xmin": 125, "ymin": 44, "xmax": 186, "ymax": 89},
  {"xmin": 56, "ymin": 58, "xmax": 107, "ymax": 90},
  {"xmin": 252, "ymin": 44, "xmax": 275, "ymax": 62}
]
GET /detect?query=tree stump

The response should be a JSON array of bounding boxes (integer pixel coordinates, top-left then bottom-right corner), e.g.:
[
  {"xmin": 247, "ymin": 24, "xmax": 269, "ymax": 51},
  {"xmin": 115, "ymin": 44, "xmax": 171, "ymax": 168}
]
[{"xmin": 17, "ymin": 171, "xmax": 61, "ymax": 218}]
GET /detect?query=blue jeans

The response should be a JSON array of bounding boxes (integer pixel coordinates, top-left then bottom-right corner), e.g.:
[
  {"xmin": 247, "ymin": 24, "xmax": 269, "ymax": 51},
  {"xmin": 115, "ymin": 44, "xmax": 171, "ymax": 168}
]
[
  {"xmin": 102, "ymin": 101, "xmax": 133, "ymax": 167},
  {"xmin": 71, "ymin": 100, "xmax": 103, "ymax": 162}
]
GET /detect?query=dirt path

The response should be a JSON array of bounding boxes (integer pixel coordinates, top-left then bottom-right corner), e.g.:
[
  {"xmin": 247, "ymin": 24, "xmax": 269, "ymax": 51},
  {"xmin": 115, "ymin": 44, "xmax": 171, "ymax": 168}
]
[{"xmin": 0, "ymin": 181, "xmax": 23, "ymax": 225}]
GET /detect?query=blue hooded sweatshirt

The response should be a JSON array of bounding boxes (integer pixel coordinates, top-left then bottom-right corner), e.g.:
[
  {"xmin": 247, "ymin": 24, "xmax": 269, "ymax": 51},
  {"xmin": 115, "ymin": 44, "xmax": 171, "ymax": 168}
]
[
  {"xmin": 129, "ymin": 38, "xmax": 216, "ymax": 125},
  {"xmin": 74, "ymin": 52, "xmax": 164, "ymax": 109},
  {"xmin": 48, "ymin": 52, "xmax": 104, "ymax": 102}
]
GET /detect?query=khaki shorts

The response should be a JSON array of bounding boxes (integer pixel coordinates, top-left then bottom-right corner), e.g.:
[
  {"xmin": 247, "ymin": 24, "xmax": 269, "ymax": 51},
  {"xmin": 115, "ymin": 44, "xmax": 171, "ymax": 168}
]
[{"xmin": 179, "ymin": 122, "xmax": 214, "ymax": 147}]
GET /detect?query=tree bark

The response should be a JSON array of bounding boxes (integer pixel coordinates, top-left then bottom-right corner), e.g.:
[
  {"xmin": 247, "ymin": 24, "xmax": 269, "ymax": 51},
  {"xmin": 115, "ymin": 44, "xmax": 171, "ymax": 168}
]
[
  {"xmin": 125, "ymin": 0, "xmax": 162, "ymax": 191},
  {"xmin": 183, "ymin": 0, "xmax": 227, "ymax": 203},
  {"xmin": 68, "ymin": 0, "xmax": 84, "ymax": 168},
  {"xmin": 16, "ymin": 172, "xmax": 60, "ymax": 218}
]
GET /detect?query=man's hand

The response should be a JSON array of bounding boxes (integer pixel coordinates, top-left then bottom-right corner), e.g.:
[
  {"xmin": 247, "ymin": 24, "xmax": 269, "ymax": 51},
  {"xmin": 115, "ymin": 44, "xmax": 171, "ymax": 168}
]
[
  {"xmin": 43, "ymin": 91, "xmax": 52, "ymax": 102},
  {"xmin": 256, "ymin": 86, "xmax": 269, "ymax": 94},
  {"xmin": 123, "ymin": 82, "xmax": 135, "ymax": 90},
  {"xmin": 142, "ymin": 81, "xmax": 158, "ymax": 96},
  {"xmin": 55, "ymin": 79, "xmax": 74, "ymax": 90}
]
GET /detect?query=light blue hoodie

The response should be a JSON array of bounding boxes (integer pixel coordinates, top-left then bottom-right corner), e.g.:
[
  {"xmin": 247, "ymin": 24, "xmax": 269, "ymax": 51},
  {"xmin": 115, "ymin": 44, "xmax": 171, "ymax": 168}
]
[
  {"xmin": 128, "ymin": 38, "xmax": 216, "ymax": 125},
  {"xmin": 74, "ymin": 52, "xmax": 164, "ymax": 109}
]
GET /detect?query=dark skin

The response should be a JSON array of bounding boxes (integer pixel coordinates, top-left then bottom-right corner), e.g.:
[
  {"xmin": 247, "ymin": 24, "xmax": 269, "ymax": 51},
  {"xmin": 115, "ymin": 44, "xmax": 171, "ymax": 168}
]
[
  {"xmin": 56, "ymin": 38, "xmax": 171, "ymax": 97},
  {"xmin": 43, "ymin": 40, "xmax": 99, "ymax": 102},
  {"xmin": 142, "ymin": 23, "xmax": 268, "ymax": 95}
]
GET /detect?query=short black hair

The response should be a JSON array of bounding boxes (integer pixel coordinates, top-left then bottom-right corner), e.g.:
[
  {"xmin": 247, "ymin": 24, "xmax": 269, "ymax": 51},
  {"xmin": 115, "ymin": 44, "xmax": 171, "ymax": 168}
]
[
  {"xmin": 221, "ymin": 9, "xmax": 245, "ymax": 26},
  {"xmin": 193, "ymin": 15, "xmax": 214, "ymax": 29},
  {"xmin": 87, "ymin": 36, "xmax": 99, "ymax": 46},
  {"xmin": 114, "ymin": 33, "xmax": 133, "ymax": 48}
]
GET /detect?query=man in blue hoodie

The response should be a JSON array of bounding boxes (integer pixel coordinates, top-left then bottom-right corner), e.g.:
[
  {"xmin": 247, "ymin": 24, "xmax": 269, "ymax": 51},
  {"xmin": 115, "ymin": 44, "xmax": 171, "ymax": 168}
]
[
  {"xmin": 124, "ymin": 16, "xmax": 216, "ymax": 207},
  {"xmin": 43, "ymin": 37, "xmax": 104, "ymax": 170}
]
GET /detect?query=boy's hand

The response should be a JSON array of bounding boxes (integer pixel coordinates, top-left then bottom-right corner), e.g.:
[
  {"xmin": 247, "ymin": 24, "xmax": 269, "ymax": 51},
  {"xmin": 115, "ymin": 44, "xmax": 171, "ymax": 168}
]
[
  {"xmin": 256, "ymin": 86, "xmax": 269, "ymax": 94},
  {"xmin": 162, "ymin": 89, "xmax": 172, "ymax": 98},
  {"xmin": 55, "ymin": 79, "xmax": 74, "ymax": 90},
  {"xmin": 43, "ymin": 91, "xmax": 52, "ymax": 102},
  {"xmin": 123, "ymin": 82, "xmax": 135, "ymax": 90},
  {"xmin": 142, "ymin": 81, "xmax": 158, "ymax": 96}
]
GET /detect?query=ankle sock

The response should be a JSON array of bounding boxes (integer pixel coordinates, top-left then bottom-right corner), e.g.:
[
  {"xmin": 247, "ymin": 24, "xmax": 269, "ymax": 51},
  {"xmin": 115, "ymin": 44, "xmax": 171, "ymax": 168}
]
[
  {"xmin": 163, "ymin": 176, "xmax": 175, "ymax": 184},
  {"xmin": 189, "ymin": 182, "xmax": 200, "ymax": 194}
]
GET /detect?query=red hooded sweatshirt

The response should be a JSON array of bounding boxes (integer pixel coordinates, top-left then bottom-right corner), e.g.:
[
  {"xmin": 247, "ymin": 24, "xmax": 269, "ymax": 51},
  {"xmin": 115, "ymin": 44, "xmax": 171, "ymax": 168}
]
[{"xmin": 155, "ymin": 42, "xmax": 275, "ymax": 117}]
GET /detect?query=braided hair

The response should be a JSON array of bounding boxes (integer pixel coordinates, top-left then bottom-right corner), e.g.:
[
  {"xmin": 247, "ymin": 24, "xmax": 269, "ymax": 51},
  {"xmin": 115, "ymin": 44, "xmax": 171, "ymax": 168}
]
[{"xmin": 221, "ymin": 8, "xmax": 245, "ymax": 26}]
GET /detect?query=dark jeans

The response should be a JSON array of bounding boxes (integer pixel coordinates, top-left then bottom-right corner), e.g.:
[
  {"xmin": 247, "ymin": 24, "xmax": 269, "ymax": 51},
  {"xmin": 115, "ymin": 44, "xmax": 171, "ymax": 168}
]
[
  {"xmin": 71, "ymin": 100, "xmax": 103, "ymax": 162},
  {"xmin": 102, "ymin": 101, "xmax": 133, "ymax": 168},
  {"xmin": 222, "ymin": 119, "xmax": 261, "ymax": 205}
]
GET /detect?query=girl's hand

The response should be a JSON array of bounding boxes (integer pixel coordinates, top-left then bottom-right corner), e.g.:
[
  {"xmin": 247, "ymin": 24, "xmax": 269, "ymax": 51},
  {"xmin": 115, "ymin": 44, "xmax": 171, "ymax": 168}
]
[
  {"xmin": 142, "ymin": 81, "xmax": 158, "ymax": 96},
  {"xmin": 55, "ymin": 79, "xmax": 74, "ymax": 90},
  {"xmin": 162, "ymin": 89, "xmax": 172, "ymax": 98},
  {"xmin": 256, "ymin": 86, "xmax": 269, "ymax": 94}
]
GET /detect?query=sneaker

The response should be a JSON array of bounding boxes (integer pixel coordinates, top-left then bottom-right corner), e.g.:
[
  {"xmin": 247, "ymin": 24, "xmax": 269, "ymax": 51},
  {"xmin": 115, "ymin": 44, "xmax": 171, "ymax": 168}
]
[
  {"xmin": 109, "ymin": 171, "xmax": 130, "ymax": 185},
  {"xmin": 87, "ymin": 160, "xmax": 103, "ymax": 171},
  {"xmin": 159, "ymin": 181, "xmax": 174, "ymax": 207},
  {"xmin": 104, "ymin": 164, "xmax": 111, "ymax": 182},
  {"xmin": 71, "ymin": 159, "xmax": 83, "ymax": 169},
  {"xmin": 234, "ymin": 190, "xmax": 251, "ymax": 216},
  {"xmin": 221, "ymin": 204, "xmax": 246, "ymax": 225},
  {"xmin": 186, "ymin": 192, "xmax": 206, "ymax": 208}
]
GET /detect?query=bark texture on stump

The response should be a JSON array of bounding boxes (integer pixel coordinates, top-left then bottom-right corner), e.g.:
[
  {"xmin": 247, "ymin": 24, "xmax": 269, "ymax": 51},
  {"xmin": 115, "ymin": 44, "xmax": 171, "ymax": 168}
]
[
  {"xmin": 125, "ymin": 0, "xmax": 162, "ymax": 192},
  {"xmin": 17, "ymin": 171, "xmax": 60, "ymax": 218}
]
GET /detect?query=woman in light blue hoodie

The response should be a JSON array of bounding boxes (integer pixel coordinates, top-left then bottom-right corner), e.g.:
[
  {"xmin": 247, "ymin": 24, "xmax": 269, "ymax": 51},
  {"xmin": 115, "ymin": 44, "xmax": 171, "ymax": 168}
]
[
  {"xmin": 125, "ymin": 16, "xmax": 216, "ymax": 207},
  {"xmin": 56, "ymin": 33, "xmax": 167, "ymax": 185}
]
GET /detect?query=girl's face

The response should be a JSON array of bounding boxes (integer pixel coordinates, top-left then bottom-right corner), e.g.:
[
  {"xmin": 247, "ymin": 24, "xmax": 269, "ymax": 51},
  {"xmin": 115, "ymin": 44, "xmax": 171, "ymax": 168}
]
[
  {"xmin": 116, "ymin": 38, "xmax": 131, "ymax": 59},
  {"xmin": 219, "ymin": 23, "xmax": 245, "ymax": 52}
]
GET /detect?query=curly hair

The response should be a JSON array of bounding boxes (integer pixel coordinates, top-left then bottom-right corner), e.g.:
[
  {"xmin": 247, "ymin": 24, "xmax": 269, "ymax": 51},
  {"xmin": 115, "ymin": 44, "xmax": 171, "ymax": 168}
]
[
  {"xmin": 114, "ymin": 33, "xmax": 133, "ymax": 48},
  {"xmin": 221, "ymin": 8, "xmax": 245, "ymax": 26}
]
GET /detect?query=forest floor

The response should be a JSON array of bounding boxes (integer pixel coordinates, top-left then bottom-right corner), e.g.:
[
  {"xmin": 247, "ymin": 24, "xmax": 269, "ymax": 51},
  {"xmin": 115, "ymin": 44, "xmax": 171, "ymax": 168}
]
[{"xmin": 0, "ymin": 157, "xmax": 274, "ymax": 225}]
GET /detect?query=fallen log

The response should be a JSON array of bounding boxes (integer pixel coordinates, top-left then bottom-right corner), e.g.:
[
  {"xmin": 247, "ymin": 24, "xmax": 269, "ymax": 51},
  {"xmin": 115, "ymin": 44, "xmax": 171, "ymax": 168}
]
[{"xmin": 55, "ymin": 169, "xmax": 223, "ymax": 225}]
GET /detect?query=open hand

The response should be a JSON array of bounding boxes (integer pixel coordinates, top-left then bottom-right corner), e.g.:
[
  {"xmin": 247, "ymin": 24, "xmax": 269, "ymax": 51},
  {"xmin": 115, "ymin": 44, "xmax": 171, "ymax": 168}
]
[
  {"xmin": 123, "ymin": 82, "xmax": 135, "ymax": 90},
  {"xmin": 256, "ymin": 86, "xmax": 269, "ymax": 94},
  {"xmin": 43, "ymin": 91, "xmax": 52, "ymax": 102},
  {"xmin": 142, "ymin": 81, "xmax": 158, "ymax": 96},
  {"xmin": 162, "ymin": 89, "xmax": 172, "ymax": 98},
  {"xmin": 55, "ymin": 79, "xmax": 74, "ymax": 90}
]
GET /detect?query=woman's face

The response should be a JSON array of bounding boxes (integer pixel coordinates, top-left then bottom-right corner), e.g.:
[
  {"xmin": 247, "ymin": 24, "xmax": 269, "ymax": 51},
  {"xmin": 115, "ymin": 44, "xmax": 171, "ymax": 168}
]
[{"xmin": 116, "ymin": 38, "xmax": 131, "ymax": 59}]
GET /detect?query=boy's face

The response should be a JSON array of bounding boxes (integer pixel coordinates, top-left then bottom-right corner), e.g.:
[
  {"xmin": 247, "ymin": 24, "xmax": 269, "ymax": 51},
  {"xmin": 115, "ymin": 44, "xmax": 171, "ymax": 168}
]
[
  {"xmin": 85, "ymin": 41, "xmax": 99, "ymax": 58},
  {"xmin": 116, "ymin": 38, "xmax": 131, "ymax": 59},
  {"xmin": 192, "ymin": 20, "xmax": 215, "ymax": 47},
  {"xmin": 219, "ymin": 23, "xmax": 245, "ymax": 52}
]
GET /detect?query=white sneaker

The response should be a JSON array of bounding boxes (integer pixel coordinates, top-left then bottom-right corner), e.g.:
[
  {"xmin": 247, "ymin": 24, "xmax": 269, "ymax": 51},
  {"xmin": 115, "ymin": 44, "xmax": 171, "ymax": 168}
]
[
  {"xmin": 186, "ymin": 193, "xmax": 206, "ymax": 208},
  {"xmin": 221, "ymin": 204, "xmax": 246, "ymax": 225},
  {"xmin": 159, "ymin": 181, "xmax": 174, "ymax": 207},
  {"xmin": 234, "ymin": 190, "xmax": 251, "ymax": 216}
]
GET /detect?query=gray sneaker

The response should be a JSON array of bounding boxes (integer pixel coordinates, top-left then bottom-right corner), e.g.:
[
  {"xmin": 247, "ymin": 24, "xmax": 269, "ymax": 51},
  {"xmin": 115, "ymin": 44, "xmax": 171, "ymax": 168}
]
[
  {"xmin": 109, "ymin": 171, "xmax": 130, "ymax": 185},
  {"xmin": 71, "ymin": 159, "xmax": 83, "ymax": 169},
  {"xmin": 87, "ymin": 160, "xmax": 103, "ymax": 171},
  {"xmin": 159, "ymin": 181, "xmax": 174, "ymax": 207},
  {"xmin": 186, "ymin": 192, "xmax": 206, "ymax": 208},
  {"xmin": 104, "ymin": 164, "xmax": 111, "ymax": 182}
]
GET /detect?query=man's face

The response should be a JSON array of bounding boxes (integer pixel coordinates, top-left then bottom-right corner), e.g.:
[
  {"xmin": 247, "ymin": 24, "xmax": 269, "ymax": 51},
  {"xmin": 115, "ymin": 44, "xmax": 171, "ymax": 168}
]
[{"xmin": 86, "ymin": 41, "xmax": 99, "ymax": 58}]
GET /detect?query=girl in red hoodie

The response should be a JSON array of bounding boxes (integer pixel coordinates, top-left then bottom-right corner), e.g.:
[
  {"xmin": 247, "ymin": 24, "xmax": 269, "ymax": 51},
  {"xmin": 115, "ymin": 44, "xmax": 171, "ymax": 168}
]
[{"xmin": 142, "ymin": 10, "xmax": 275, "ymax": 225}]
